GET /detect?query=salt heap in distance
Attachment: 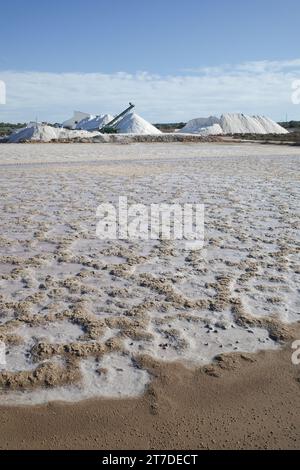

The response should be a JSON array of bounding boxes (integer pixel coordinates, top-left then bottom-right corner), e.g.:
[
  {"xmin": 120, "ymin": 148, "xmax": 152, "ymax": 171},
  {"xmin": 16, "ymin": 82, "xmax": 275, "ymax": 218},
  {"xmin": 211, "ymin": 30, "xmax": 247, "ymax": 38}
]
[
  {"xmin": 180, "ymin": 113, "xmax": 288, "ymax": 135},
  {"xmin": 62, "ymin": 111, "xmax": 92, "ymax": 129},
  {"xmin": 75, "ymin": 114, "xmax": 114, "ymax": 131},
  {"xmin": 115, "ymin": 112, "xmax": 162, "ymax": 134},
  {"xmin": 73, "ymin": 111, "xmax": 161, "ymax": 134},
  {"xmin": 220, "ymin": 113, "xmax": 288, "ymax": 134},
  {"xmin": 7, "ymin": 112, "xmax": 162, "ymax": 142},
  {"xmin": 8, "ymin": 123, "xmax": 100, "ymax": 143},
  {"xmin": 180, "ymin": 116, "xmax": 223, "ymax": 135}
]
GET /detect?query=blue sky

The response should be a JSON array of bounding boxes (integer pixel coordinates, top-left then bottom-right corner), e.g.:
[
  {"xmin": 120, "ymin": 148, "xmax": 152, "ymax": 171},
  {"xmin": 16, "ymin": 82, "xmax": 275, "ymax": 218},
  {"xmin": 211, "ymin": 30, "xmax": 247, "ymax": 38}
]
[{"xmin": 0, "ymin": 0, "xmax": 300, "ymax": 122}]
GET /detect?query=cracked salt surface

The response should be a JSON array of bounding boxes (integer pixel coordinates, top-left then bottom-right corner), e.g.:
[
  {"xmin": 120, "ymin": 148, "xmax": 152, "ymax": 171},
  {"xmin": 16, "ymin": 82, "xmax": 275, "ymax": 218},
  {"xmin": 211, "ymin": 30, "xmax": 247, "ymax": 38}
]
[
  {"xmin": 123, "ymin": 316, "xmax": 276, "ymax": 365},
  {"xmin": 0, "ymin": 143, "xmax": 299, "ymax": 404},
  {"xmin": 0, "ymin": 354, "xmax": 149, "ymax": 405},
  {"xmin": 1, "ymin": 321, "xmax": 83, "ymax": 372}
]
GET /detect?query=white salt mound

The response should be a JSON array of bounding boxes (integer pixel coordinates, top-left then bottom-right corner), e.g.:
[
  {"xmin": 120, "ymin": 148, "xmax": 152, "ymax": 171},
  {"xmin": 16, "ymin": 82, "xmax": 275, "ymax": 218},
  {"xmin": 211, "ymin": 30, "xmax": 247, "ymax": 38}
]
[
  {"xmin": 58, "ymin": 128, "xmax": 100, "ymax": 140},
  {"xmin": 8, "ymin": 123, "xmax": 100, "ymax": 143},
  {"xmin": 8, "ymin": 124, "xmax": 58, "ymax": 143},
  {"xmin": 180, "ymin": 116, "xmax": 220, "ymax": 134},
  {"xmin": 115, "ymin": 112, "xmax": 162, "ymax": 134},
  {"xmin": 220, "ymin": 114, "xmax": 265, "ymax": 134},
  {"xmin": 197, "ymin": 123, "xmax": 224, "ymax": 136},
  {"xmin": 220, "ymin": 113, "xmax": 288, "ymax": 135},
  {"xmin": 62, "ymin": 111, "xmax": 92, "ymax": 129},
  {"xmin": 180, "ymin": 113, "xmax": 288, "ymax": 136},
  {"xmin": 75, "ymin": 114, "xmax": 114, "ymax": 131},
  {"xmin": 253, "ymin": 115, "xmax": 289, "ymax": 134}
]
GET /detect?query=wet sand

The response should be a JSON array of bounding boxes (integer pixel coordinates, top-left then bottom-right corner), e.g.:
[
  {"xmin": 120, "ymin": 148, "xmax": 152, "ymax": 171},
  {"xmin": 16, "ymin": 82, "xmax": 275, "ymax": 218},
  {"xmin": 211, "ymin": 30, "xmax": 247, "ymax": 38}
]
[{"xmin": 0, "ymin": 332, "xmax": 299, "ymax": 450}]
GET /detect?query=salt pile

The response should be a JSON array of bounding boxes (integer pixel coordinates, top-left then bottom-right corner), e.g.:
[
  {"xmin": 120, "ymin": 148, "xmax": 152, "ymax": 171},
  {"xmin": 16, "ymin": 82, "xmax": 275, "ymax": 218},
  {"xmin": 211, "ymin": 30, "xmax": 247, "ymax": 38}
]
[
  {"xmin": 58, "ymin": 127, "xmax": 100, "ymax": 140},
  {"xmin": 115, "ymin": 112, "xmax": 162, "ymax": 134},
  {"xmin": 62, "ymin": 111, "xmax": 92, "ymax": 129},
  {"xmin": 180, "ymin": 113, "xmax": 288, "ymax": 135},
  {"xmin": 253, "ymin": 115, "xmax": 289, "ymax": 134},
  {"xmin": 8, "ymin": 123, "xmax": 100, "ymax": 143},
  {"xmin": 196, "ymin": 123, "xmax": 224, "ymax": 136},
  {"xmin": 180, "ymin": 116, "xmax": 221, "ymax": 134},
  {"xmin": 220, "ymin": 114, "xmax": 265, "ymax": 134},
  {"xmin": 220, "ymin": 113, "xmax": 288, "ymax": 135},
  {"xmin": 8, "ymin": 123, "xmax": 58, "ymax": 143},
  {"xmin": 75, "ymin": 114, "xmax": 114, "ymax": 131}
]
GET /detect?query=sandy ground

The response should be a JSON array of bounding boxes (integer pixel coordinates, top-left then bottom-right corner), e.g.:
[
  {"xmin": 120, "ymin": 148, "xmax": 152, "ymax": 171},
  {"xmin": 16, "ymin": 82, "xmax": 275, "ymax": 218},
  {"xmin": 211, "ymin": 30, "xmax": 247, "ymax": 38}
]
[
  {"xmin": 0, "ymin": 142, "xmax": 299, "ymax": 448},
  {"xmin": 0, "ymin": 337, "xmax": 299, "ymax": 450}
]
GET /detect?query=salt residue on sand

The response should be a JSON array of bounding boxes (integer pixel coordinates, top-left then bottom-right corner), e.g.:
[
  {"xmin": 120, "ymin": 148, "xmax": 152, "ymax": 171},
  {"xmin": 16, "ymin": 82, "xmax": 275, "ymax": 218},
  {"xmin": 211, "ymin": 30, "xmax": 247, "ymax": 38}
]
[
  {"xmin": 0, "ymin": 143, "xmax": 299, "ymax": 404},
  {"xmin": 1, "ymin": 340, "xmax": 299, "ymax": 449}
]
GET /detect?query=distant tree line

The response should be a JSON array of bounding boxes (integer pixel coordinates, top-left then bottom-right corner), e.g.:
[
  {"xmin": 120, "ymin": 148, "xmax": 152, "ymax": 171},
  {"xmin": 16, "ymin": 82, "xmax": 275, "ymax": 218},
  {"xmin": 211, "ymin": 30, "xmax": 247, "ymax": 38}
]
[
  {"xmin": 0, "ymin": 122, "xmax": 25, "ymax": 136},
  {"xmin": 279, "ymin": 120, "xmax": 300, "ymax": 130}
]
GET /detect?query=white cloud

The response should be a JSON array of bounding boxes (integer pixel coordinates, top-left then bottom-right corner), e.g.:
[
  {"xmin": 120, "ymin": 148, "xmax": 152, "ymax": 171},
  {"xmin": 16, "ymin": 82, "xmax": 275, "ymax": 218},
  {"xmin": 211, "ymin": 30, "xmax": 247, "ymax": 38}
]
[
  {"xmin": 0, "ymin": 80, "xmax": 6, "ymax": 104},
  {"xmin": 182, "ymin": 59, "xmax": 300, "ymax": 75},
  {"xmin": 0, "ymin": 59, "xmax": 300, "ymax": 123}
]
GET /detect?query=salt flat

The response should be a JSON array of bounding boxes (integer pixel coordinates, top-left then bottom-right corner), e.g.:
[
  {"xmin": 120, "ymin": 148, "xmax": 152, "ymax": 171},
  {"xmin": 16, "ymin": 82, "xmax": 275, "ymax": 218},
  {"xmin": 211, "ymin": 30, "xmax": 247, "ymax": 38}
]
[{"xmin": 0, "ymin": 142, "xmax": 299, "ymax": 404}]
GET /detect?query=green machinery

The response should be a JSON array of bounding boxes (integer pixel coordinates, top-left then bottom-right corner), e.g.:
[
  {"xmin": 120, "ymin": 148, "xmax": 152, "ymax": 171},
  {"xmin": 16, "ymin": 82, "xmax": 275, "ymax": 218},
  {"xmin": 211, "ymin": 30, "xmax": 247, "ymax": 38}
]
[{"xmin": 100, "ymin": 102, "xmax": 135, "ymax": 133}]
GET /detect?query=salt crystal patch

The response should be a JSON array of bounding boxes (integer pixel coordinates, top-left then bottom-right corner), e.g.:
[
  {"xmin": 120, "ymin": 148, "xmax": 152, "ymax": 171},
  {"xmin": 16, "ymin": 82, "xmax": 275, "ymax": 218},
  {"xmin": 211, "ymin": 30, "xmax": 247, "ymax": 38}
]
[
  {"xmin": 17, "ymin": 321, "xmax": 83, "ymax": 344},
  {"xmin": 0, "ymin": 354, "xmax": 150, "ymax": 405},
  {"xmin": 1, "ymin": 321, "xmax": 83, "ymax": 373},
  {"xmin": 123, "ymin": 318, "xmax": 278, "ymax": 367},
  {"xmin": 79, "ymin": 354, "xmax": 149, "ymax": 398},
  {"xmin": 1, "ymin": 343, "xmax": 35, "ymax": 373}
]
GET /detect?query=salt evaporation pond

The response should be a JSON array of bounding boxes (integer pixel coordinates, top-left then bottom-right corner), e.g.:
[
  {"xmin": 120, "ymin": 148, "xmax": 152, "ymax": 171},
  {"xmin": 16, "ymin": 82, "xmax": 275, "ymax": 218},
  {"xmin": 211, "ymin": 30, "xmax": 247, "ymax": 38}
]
[{"xmin": 0, "ymin": 142, "xmax": 299, "ymax": 404}]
